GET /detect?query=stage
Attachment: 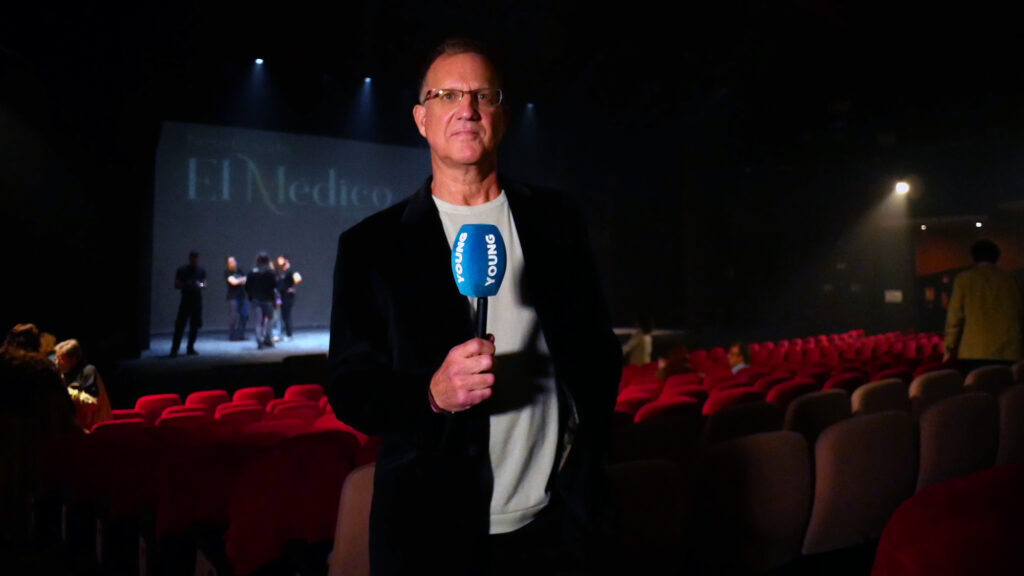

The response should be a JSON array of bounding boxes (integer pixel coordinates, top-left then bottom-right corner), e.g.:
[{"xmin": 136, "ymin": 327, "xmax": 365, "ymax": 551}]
[
  {"xmin": 109, "ymin": 328, "xmax": 331, "ymax": 410},
  {"xmin": 107, "ymin": 327, "xmax": 690, "ymax": 410}
]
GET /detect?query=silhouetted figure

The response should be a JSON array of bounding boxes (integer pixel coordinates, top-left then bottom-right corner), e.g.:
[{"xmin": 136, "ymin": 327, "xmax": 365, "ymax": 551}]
[
  {"xmin": 225, "ymin": 256, "xmax": 249, "ymax": 341},
  {"xmin": 171, "ymin": 250, "xmax": 206, "ymax": 357},
  {"xmin": 275, "ymin": 254, "xmax": 302, "ymax": 341},
  {"xmin": 246, "ymin": 251, "xmax": 278, "ymax": 350}
]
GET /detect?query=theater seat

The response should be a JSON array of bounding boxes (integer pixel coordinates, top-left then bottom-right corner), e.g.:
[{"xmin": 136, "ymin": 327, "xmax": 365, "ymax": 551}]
[
  {"xmin": 851, "ymin": 378, "xmax": 908, "ymax": 415},
  {"xmin": 700, "ymin": 431, "xmax": 812, "ymax": 573},
  {"xmin": 996, "ymin": 384, "xmax": 1024, "ymax": 465},
  {"xmin": 702, "ymin": 401, "xmax": 782, "ymax": 447},
  {"xmin": 233, "ymin": 386, "xmax": 276, "ymax": 408},
  {"xmin": 765, "ymin": 378, "xmax": 818, "ymax": 411},
  {"xmin": 284, "ymin": 383, "xmax": 325, "ymax": 403},
  {"xmin": 803, "ymin": 411, "xmax": 916, "ymax": 555},
  {"xmin": 134, "ymin": 393, "xmax": 183, "ymax": 425},
  {"xmin": 605, "ymin": 459, "xmax": 689, "ymax": 574},
  {"xmin": 872, "ymin": 463, "xmax": 1024, "ymax": 576},
  {"xmin": 916, "ymin": 393, "xmax": 998, "ymax": 492},
  {"xmin": 783, "ymin": 389, "xmax": 851, "ymax": 449},
  {"xmin": 185, "ymin": 389, "xmax": 231, "ymax": 414},
  {"xmin": 908, "ymin": 369, "xmax": 963, "ymax": 420},
  {"xmin": 328, "ymin": 463, "xmax": 376, "ymax": 576},
  {"xmin": 634, "ymin": 396, "xmax": 700, "ymax": 424},
  {"xmin": 702, "ymin": 387, "xmax": 764, "ymax": 416},
  {"xmin": 964, "ymin": 365, "xmax": 1015, "ymax": 397}
]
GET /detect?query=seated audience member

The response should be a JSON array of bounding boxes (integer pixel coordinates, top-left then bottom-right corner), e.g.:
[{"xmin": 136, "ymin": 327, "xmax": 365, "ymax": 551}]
[
  {"xmin": 54, "ymin": 339, "xmax": 112, "ymax": 431},
  {"xmin": 1, "ymin": 324, "xmax": 78, "ymax": 544},
  {"xmin": 39, "ymin": 331, "xmax": 57, "ymax": 361},
  {"xmin": 622, "ymin": 316, "xmax": 654, "ymax": 366},
  {"xmin": 656, "ymin": 344, "xmax": 696, "ymax": 379},
  {"xmin": 728, "ymin": 341, "xmax": 750, "ymax": 374}
]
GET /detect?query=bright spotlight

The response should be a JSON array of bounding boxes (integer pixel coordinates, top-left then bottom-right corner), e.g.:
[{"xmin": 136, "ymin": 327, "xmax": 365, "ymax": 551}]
[
  {"xmin": 895, "ymin": 181, "xmax": 910, "ymax": 195},
  {"xmin": 255, "ymin": 58, "xmax": 264, "ymax": 65},
  {"xmin": 976, "ymin": 222, "xmax": 983, "ymax": 228},
  {"xmin": 526, "ymin": 102, "xmax": 534, "ymax": 109},
  {"xmin": 920, "ymin": 224, "xmax": 927, "ymax": 231},
  {"xmin": 364, "ymin": 77, "xmax": 371, "ymax": 83}
]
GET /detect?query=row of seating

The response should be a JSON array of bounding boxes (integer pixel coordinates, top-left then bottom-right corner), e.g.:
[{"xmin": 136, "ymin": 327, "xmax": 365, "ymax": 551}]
[{"xmin": 37, "ymin": 383, "xmax": 381, "ymax": 576}]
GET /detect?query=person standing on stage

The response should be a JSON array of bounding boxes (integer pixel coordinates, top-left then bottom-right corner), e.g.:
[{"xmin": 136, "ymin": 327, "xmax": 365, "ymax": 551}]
[
  {"xmin": 225, "ymin": 256, "xmax": 249, "ymax": 341},
  {"xmin": 171, "ymin": 250, "xmax": 206, "ymax": 357},
  {"xmin": 275, "ymin": 254, "xmax": 302, "ymax": 341},
  {"xmin": 246, "ymin": 251, "xmax": 278, "ymax": 350}
]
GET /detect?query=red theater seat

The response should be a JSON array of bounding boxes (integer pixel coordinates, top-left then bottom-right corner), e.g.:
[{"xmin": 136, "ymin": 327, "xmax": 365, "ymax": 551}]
[
  {"xmin": 185, "ymin": 389, "xmax": 231, "ymax": 414},
  {"xmin": 872, "ymin": 463, "xmax": 1024, "ymax": 576},
  {"xmin": 753, "ymin": 373, "xmax": 791, "ymax": 395},
  {"xmin": 634, "ymin": 396, "xmax": 700, "ymax": 424},
  {"xmin": 823, "ymin": 372, "xmax": 868, "ymax": 395},
  {"xmin": 135, "ymin": 393, "xmax": 183, "ymax": 425},
  {"xmin": 766, "ymin": 378, "xmax": 818, "ymax": 411},
  {"xmin": 233, "ymin": 386, "xmax": 276, "ymax": 408},
  {"xmin": 284, "ymin": 383, "xmax": 325, "ymax": 403},
  {"xmin": 111, "ymin": 408, "xmax": 147, "ymax": 422},
  {"xmin": 702, "ymin": 387, "xmax": 764, "ymax": 416}
]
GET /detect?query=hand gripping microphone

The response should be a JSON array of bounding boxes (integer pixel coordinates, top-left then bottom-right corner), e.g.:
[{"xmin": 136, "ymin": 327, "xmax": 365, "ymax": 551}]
[{"xmin": 451, "ymin": 224, "xmax": 507, "ymax": 337}]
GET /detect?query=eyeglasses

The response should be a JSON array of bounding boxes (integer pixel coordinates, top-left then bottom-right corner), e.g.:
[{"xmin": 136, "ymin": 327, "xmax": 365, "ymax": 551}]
[{"xmin": 421, "ymin": 88, "xmax": 503, "ymax": 109}]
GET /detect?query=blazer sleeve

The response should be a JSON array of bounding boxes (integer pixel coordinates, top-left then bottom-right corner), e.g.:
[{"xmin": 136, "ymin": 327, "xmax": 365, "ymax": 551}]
[{"xmin": 326, "ymin": 225, "xmax": 448, "ymax": 447}]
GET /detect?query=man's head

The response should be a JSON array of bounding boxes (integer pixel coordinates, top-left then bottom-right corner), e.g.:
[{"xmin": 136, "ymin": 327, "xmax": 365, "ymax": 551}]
[
  {"xmin": 727, "ymin": 342, "xmax": 749, "ymax": 368},
  {"xmin": 226, "ymin": 256, "xmax": 237, "ymax": 271},
  {"xmin": 277, "ymin": 255, "xmax": 290, "ymax": 269},
  {"xmin": 189, "ymin": 250, "xmax": 200, "ymax": 265},
  {"xmin": 413, "ymin": 38, "xmax": 506, "ymax": 171},
  {"xmin": 971, "ymin": 239, "xmax": 1000, "ymax": 264},
  {"xmin": 54, "ymin": 339, "xmax": 83, "ymax": 373},
  {"xmin": 256, "ymin": 251, "xmax": 270, "ymax": 267}
]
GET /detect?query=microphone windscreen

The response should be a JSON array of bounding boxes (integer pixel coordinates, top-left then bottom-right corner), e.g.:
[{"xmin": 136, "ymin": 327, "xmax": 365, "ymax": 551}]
[{"xmin": 451, "ymin": 224, "xmax": 506, "ymax": 298}]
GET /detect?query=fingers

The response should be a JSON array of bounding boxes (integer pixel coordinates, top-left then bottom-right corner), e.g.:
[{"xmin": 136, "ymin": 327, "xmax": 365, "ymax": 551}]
[{"xmin": 452, "ymin": 336, "xmax": 495, "ymax": 359}]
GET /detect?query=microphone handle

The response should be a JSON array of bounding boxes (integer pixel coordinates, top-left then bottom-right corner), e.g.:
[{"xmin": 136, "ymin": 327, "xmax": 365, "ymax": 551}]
[{"xmin": 476, "ymin": 297, "xmax": 488, "ymax": 338}]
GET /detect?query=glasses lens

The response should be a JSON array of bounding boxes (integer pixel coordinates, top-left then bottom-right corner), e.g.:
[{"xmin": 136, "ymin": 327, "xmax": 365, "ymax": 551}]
[{"xmin": 476, "ymin": 89, "xmax": 502, "ymax": 108}]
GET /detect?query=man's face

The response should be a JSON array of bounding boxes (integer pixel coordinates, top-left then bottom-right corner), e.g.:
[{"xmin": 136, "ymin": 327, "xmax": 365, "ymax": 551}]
[
  {"xmin": 727, "ymin": 346, "xmax": 744, "ymax": 368},
  {"xmin": 413, "ymin": 52, "xmax": 505, "ymax": 168},
  {"xmin": 227, "ymin": 257, "xmax": 237, "ymax": 271},
  {"xmin": 277, "ymin": 256, "xmax": 287, "ymax": 269}
]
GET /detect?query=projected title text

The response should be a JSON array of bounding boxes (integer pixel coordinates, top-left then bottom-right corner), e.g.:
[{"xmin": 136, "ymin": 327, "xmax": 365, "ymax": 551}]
[{"xmin": 187, "ymin": 155, "xmax": 395, "ymax": 215}]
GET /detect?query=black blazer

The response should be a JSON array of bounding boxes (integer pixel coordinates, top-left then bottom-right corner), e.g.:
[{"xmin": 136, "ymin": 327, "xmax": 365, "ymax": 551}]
[{"xmin": 326, "ymin": 175, "xmax": 621, "ymax": 575}]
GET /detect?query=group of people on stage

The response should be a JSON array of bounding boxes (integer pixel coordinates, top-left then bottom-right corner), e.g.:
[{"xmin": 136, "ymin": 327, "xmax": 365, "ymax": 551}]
[{"xmin": 171, "ymin": 250, "xmax": 302, "ymax": 356}]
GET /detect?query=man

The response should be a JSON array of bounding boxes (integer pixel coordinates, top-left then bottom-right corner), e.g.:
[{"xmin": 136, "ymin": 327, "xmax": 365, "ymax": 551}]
[
  {"xmin": 727, "ymin": 341, "xmax": 749, "ymax": 374},
  {"xmin": 327, "ymin": 39, "xmax": 620, "ymax": 575},
  {"xmin": 172, "ymin": 250, "xmax": 206, "ymax": 357},
  {"xmin": 944, "ymin": 239, "xmax": 1024, "ymax": 374},
  {"xmin": 246, "ymin": 251, "xmax": 278, "ymax": 350},
  {"xmin": 275, "ymin": 255, "xmax": 302, "ymax": 341},
  {"xmin": 225, "ymin": 256, "xmax": 248, "ymax": 341}
]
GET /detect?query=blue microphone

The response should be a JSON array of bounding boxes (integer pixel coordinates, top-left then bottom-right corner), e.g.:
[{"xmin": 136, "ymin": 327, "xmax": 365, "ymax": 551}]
[{"xmin": 451, "ymin": 224, "xmax": 507, "ymax": 337}]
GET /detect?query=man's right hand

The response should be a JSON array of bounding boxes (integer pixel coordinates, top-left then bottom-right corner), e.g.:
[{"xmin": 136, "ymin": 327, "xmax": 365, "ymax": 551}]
[{"xmin": 429, "ymin": 336, "xmax": 495, "ymax": 413}]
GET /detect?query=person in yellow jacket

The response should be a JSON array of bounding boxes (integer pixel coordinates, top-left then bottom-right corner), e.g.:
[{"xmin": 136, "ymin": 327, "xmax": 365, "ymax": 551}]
[
  {"xmin": 944, "ymin": 239, "xmax": 1024, "ymax": 374},
  {"xmin": 54, "ymin": 339, "xmax": 112, "ymax": 431}
]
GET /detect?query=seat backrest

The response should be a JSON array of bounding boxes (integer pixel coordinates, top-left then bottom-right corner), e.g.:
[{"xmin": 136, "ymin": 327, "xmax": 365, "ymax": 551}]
[
  {"xmin": 283, "ymin": 383, "xmax": 325, "ymax": 403},
  {"xmin": 783, "ymin": 389, "xmax": 850, "ymax": 448},
  {"xmin": 765, "ymin": 379, "xmax": 818, "ymax": 411},
  {"xmin": 851, "ymin": 378, "xmax": 908, "ymax": 415},
  {"xmin": 700, "ymin": 431, "xmax": 812, "ymax": 573},
  {"xmin": 908, "ymin": 369, "xmax": 963, "ymax": 420},
  {"xmin": 604, "ymin": 459, "xmax": 689, "ymax": 574},
  {"xmin": 964, "ymin": 365, "xmax": 1015, "ymax": 397},
  {"xmin": 634, "ymin": 396, "xmax": 701, "ymax": 424},
  {"xmin": 134, "ymin": 393, "xmax": 183, "ymax": 425},
  {"xmin": 997, "ymin": 384, "xmax": 1024, "ymax": 466},
  {"xmin": 328, "ymin": 463, "xmax": 376, "ymax": 576},
  {"xmin": 917, "ymin": 392, "xmax": 999, "ymax": 492},
  {"xmin": 232, "ymin": 386, "xmax": 276, "ymax": 408},
  {"xmin": 185, "ymin": 389, "xmax": 231, "ymax": 413},
  {"xmin": 802, "ymin": 411, "xmax": 916, "ymax": 555},
  {"xmin": 702, "ymin": 400, "xmax": 782, "ymax": 447},
  {"xmin": 702, "ymin": 387, "xmax": 764, "ymax": 416},
  {"xmin": 822, "ymin": 372, "xmax": 868, "ymax": 394}
]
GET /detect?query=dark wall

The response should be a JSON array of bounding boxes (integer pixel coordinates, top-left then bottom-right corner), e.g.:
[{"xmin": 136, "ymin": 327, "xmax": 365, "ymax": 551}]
[{"xmin": 4, "ymin": 2, "xmax": 1024, "ymax": 364}]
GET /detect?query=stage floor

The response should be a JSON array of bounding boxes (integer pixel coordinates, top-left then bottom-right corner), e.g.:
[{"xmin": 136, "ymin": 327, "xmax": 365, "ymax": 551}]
[{"xmin": 110, "ymin": 329, "xmax": 331, "ymax": 409}]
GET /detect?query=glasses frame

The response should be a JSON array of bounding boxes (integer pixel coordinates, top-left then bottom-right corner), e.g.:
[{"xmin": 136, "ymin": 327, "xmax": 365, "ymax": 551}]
[{"xmin": 421, "ymin": 88, "xmax": 504, "ymax": 108}]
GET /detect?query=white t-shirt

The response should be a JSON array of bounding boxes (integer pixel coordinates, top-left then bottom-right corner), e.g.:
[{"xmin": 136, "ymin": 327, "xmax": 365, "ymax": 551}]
[{"xmin": 433, "ymin": 191, "xmax": 560, "ymax": 534}]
